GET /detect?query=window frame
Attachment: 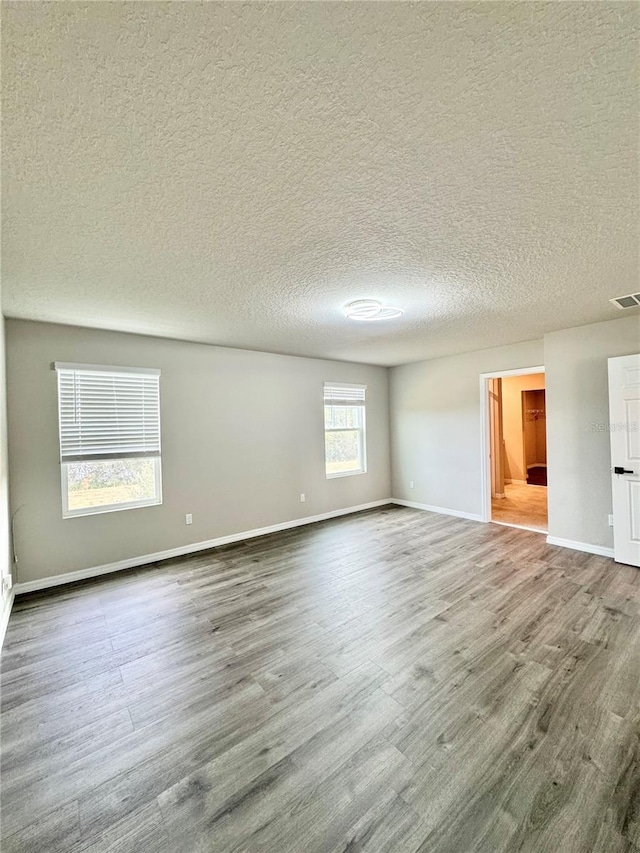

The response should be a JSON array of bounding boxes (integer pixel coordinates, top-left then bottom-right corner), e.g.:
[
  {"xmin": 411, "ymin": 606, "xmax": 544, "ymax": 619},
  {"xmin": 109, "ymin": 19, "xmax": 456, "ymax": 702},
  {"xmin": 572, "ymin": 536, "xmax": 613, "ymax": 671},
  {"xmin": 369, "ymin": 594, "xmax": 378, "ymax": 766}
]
[
  {"xmin": 61, "ymin": 457, "xmax": 163, "ymax": 519},
  {"xmin": 323, "ymin": 384, "xmax": 367, "ymax": 479},
  {"xmin": 55, "ymin": 362, "xmax": 163, "ymax": 519}
]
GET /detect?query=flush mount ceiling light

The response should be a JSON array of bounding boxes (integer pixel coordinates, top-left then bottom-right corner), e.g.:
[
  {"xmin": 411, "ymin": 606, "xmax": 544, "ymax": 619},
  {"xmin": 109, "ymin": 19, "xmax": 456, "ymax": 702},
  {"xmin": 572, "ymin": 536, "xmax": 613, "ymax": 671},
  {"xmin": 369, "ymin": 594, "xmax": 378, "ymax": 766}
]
[{"xmin": 344, "ymin": 299, "xmax": 404, "ymax": 321}]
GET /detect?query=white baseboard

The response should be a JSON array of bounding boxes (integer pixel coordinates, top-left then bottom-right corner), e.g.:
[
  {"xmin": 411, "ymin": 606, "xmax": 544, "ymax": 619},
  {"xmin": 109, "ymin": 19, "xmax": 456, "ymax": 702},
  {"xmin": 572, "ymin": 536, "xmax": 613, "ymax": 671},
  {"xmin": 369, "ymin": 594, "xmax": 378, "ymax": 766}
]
[
  {"xmin": 13, "ymin": 499, "xmax": 394, "ymax": 595},
  {"xmin": 546, "ymin": 536, "xmax": 614, "ymax": 559},
  {"xmin": 0, "ymin": 590, "xmax": 15, "ymax": 650},
  {"xmin": 394, "ymin": 501, "xmax": 615, "ymax": 560},
  {"xmin": 10, "ymin": 500, "xmax": 617, "ymax": 598},
  {"xmin": 392, "ymin": 499, "xmax": 483, "ymax": 523},
  {"xmin": 505, "ymin": 479, "xmax": 528, "ymax": 486},
  {"xmin": 527, "ymin": 463, "xmax": 547, "ymax": 470}
]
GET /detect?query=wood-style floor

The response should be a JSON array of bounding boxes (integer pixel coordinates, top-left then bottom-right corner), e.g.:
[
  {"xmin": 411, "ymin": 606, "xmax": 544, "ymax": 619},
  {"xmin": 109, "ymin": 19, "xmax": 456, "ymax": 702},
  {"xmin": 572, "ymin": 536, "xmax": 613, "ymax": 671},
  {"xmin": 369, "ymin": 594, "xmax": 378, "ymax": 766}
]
[
  {"xmin": 2, "ymin": 505, "xmax": 640, "ymax": 853},
  {"xmin": 492, "ymin": 483, "xmax": 548, "ymax": 532}
]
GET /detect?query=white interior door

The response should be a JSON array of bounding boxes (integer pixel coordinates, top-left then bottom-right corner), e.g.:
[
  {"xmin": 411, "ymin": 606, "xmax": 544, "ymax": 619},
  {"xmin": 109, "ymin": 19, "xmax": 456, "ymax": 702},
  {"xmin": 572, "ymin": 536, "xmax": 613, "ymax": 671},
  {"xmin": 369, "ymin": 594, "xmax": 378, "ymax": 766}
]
[{"xmin": 608, "ymin": 354, "xmax": 640, "ymax": 567}]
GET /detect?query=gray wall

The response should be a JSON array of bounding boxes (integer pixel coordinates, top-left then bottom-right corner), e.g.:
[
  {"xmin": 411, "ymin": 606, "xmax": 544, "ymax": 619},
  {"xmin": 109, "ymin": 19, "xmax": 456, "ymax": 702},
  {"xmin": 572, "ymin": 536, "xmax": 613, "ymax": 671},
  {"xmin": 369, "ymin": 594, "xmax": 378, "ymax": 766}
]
[
  {"xmin": 7, "ymin": 320, "xmax": 391, "ymax": 584},
  {"xmin": 390, "ymin": 315, "xmax": 640, "ymax": 550},
  {"xmin": 545, "ymin": 315, "xmax": 640, "ymax": 549},
  {"xmin": 7, "ymin": 314, "xmax": 639, "ymax": 587},
  {"xmin": 390, "ymin": 339, "xmax": 545, "ymax": 517}
]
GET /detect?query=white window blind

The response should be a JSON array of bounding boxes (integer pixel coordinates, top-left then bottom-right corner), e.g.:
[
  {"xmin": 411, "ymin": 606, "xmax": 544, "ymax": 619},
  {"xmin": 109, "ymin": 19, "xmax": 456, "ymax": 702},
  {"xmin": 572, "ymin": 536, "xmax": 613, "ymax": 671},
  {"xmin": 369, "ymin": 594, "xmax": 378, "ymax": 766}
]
[
  {"xmin": 323, "ymin": 383, "xmax": 366, "ymax": 406},
  {"xmin": 55, "ymin": 363, "xmax": 161, "ymax": 463}
]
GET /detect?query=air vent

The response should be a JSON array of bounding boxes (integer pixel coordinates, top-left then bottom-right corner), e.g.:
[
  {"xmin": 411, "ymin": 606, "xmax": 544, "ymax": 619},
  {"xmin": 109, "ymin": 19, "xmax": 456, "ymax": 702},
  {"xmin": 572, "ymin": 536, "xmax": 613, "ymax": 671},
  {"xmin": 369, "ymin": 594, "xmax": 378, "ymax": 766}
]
[{"xmin": 610, "ymin": 293, "xmax": 640, "ymax": 310}]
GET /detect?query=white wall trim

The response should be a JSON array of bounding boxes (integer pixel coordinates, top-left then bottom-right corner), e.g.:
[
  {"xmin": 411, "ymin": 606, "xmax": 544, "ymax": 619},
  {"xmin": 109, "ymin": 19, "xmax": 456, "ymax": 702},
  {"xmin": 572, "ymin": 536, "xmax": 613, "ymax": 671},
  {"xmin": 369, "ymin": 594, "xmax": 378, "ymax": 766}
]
[
  {"xmin": 505, "ymin": 478, "xmax": 528, "ymax": 486},
  {"xmin": 396, "ymin": 501, "xmax": 615, "ymax": 559},
  {"xmin": 546, "ymin": 536, "xmax": 614, "ymax": 559},
  {"xmin": 13, "ymin": 499, "xmax": 393, "ymax": 595},
  {"xmin": 0, "ymin": 590, "xmax": 15, "ymax": 650},
  {"xmin": 392, "ymin": 498, "xmax": 483, "ymax": 523},
  {"xmin": 9, "ymin": 501, "xmax": 618, "ymax": 599},
  {"xmin": 396, "ymin": 501, "xmax": 616, "ymax": 559}
]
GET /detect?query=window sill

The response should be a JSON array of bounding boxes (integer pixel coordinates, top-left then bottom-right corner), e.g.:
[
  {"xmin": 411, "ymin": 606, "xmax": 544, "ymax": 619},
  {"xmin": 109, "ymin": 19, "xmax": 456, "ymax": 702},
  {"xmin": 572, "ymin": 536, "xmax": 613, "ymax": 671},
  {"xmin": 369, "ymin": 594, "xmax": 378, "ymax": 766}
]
[
  {"xmin": 325, "ymin": 470, "xmax": 366, "ymax": 480},
  {"xmin": 63, "ymin": 498, "xmax": 162, "ymax": 519}
]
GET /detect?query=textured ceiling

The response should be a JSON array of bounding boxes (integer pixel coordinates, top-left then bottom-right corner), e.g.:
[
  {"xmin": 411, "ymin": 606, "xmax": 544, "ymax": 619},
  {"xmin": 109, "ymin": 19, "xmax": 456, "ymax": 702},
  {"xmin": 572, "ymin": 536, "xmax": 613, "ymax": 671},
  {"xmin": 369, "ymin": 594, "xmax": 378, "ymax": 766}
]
[{"xmin": 2, "ymin": 2, "xmax": 639, "ymax": 366}]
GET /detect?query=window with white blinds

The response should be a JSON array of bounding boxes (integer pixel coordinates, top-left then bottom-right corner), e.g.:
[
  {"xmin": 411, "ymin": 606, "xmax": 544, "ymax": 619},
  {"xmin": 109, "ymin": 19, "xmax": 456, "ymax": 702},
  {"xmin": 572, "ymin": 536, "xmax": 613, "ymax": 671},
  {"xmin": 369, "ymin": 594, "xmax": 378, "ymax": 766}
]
[
  {"xmin": 55, "ymin": 363, "xmax": 162, "ymax": 517},
  {"xmin": 56, "ymin": 364, "xmax": 161, "ymax": 462},
  {"xmin": 323, "ymin": 383, "xmax": 367, "ymax": 478}
]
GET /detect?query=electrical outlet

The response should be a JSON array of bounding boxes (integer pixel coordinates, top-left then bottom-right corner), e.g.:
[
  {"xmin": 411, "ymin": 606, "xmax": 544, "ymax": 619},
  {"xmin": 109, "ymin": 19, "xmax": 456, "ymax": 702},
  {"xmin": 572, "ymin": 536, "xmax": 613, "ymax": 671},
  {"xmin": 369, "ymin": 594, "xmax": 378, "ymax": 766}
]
[
  {"xmin": 608, "ymin": 514, "xmax": 614, "ymax": 527},
  {"xmin": 409, "ymin": 481, "xmax": 415, "ymax": 489},
  {"xmin": 185, "ymin": 513, "xmax": 193, "ymax": 525},
  {"xmin": 300, "ymin": 493, "xmax": 306, "ymax": 503},
  {"xmin": 3, "ymin": 574, "xmax": 12, "ymax": 591}
]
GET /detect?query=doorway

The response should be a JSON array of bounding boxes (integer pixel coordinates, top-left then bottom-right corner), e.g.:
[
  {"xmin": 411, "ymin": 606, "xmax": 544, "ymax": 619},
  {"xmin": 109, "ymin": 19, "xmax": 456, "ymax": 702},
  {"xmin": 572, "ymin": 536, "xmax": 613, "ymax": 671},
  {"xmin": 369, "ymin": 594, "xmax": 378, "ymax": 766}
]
[{"xmin": 480, "ymin": 367, "xmax": 548, "ymax": 533}]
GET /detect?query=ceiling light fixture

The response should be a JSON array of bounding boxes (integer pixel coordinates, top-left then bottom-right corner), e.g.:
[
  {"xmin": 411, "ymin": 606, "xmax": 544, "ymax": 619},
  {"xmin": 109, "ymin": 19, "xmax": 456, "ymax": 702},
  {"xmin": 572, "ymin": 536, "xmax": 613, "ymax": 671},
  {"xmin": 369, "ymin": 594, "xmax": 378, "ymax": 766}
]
[{"xmin": 344, "ymin": 299, "xmax": 404, "ymax": 321}]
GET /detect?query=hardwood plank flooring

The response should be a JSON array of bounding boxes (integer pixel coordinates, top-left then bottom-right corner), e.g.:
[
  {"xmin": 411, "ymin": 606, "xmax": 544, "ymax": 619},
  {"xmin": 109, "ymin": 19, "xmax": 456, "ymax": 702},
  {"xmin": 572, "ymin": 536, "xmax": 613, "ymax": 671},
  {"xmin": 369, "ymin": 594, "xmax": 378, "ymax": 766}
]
[{"xmin": 2, "ymin": 505, "xmax": 640, "ymax": 852}]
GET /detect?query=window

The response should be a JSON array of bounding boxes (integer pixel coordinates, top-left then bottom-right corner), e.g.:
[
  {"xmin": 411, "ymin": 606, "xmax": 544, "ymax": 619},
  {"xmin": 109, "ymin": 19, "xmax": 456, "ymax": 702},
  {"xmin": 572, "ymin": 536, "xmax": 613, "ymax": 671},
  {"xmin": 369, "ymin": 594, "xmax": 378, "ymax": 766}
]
[
  {"xmin": 324, "ymin": 383, "xmax": 367, "ymax": 478},
  {"xmin": 55, "ymin": 363, "xmax": 162, "ymax": 517}
]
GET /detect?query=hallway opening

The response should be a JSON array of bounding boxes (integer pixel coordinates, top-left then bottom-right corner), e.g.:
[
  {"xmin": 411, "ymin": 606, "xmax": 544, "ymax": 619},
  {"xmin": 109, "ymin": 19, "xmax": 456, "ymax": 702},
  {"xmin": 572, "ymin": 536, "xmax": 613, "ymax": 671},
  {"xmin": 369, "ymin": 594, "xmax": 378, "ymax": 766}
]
[{"xmin": 482, "ymin": 368, "xmax": 548, "ymax": 533}]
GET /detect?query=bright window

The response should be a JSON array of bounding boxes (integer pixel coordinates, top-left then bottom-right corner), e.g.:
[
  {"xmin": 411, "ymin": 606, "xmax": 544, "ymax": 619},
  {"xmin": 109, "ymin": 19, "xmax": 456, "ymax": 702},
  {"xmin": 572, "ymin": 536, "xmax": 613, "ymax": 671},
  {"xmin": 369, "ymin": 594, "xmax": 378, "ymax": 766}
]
[
  {"xmin": 324, "ymin": 383, "xmax": 367, "ymax": 478},
  {"xmin": 55, "ymin": 363, "xmax": 162, "ymax": 517}
]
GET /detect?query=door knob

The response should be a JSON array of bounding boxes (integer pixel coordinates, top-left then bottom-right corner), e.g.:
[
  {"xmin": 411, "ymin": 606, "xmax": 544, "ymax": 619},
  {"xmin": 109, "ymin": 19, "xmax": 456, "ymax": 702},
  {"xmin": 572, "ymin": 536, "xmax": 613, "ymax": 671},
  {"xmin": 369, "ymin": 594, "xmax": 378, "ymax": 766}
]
[{"xmin": 614, "ymin": 466, "xmax": 634, "ymax": 474}]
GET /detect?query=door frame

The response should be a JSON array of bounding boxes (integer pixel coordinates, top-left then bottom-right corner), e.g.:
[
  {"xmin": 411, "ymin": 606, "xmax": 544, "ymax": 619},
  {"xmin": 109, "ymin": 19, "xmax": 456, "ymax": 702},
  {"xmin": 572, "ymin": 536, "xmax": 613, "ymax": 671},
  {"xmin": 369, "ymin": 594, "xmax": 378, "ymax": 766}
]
[
  {"xmin": 608, "ymin": 353, "xmax": 640, "ymax": 567},
  {"xmin": 479, "ymin": 366, "xmax": 545, "ymax": 523}
]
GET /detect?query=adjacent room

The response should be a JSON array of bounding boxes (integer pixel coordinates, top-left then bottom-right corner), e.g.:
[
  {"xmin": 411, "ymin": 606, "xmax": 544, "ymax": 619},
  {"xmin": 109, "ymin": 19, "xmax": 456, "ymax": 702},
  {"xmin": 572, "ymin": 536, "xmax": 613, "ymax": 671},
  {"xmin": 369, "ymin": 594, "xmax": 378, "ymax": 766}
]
[
  {"xmin": 489, "ymin": 370, "xmax": 548, "ymax": 532},
  {"xmin": 1, "ymin": 3, "xmax": 639, "ymax": 852}
]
